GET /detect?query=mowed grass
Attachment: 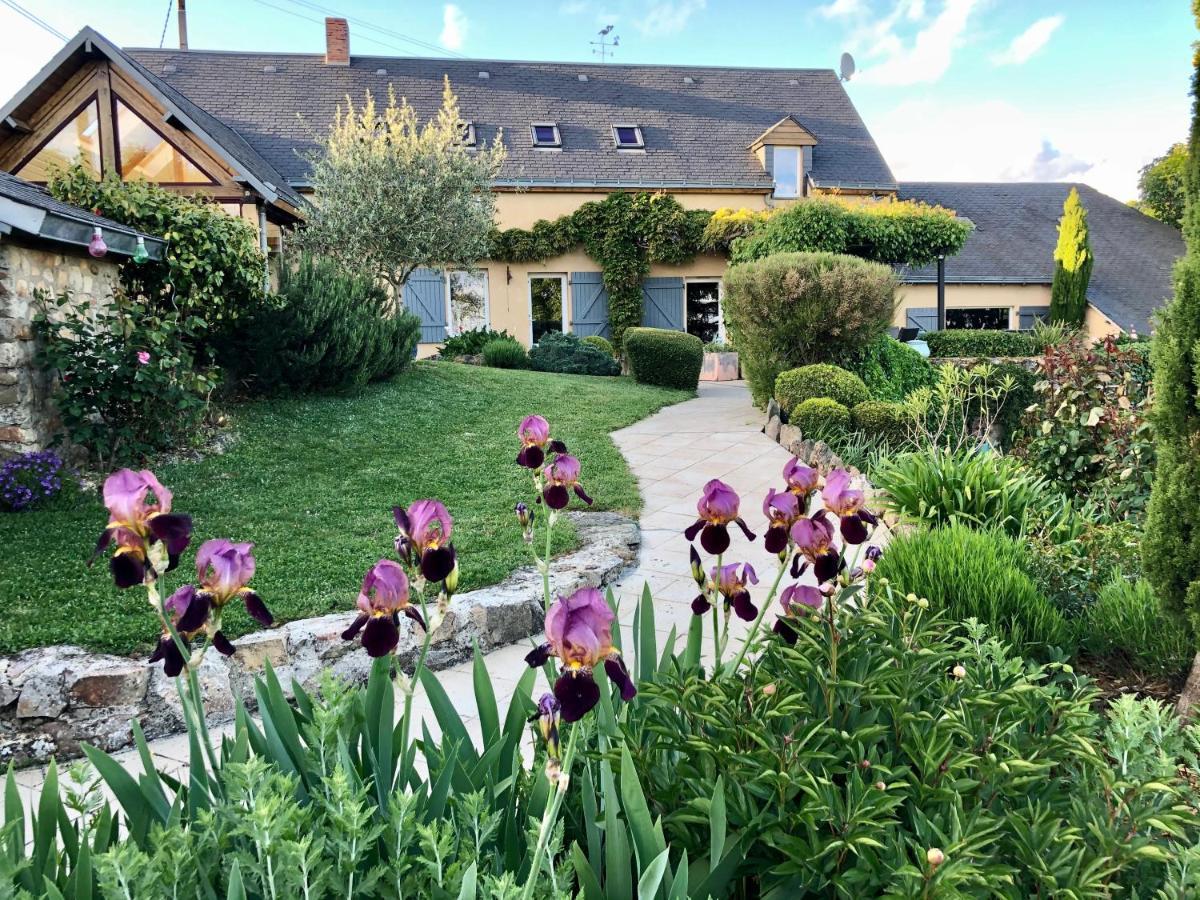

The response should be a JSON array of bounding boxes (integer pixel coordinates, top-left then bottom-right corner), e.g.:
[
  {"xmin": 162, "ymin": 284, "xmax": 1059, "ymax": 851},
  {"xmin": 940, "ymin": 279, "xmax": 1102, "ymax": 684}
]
[{"xmin": 0, "ymin": 363, "xmax": 689, "ymax": 655}]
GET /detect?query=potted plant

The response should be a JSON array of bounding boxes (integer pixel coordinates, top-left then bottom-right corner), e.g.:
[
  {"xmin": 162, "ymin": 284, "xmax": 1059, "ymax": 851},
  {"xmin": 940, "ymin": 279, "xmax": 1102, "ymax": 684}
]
[{"xmin": 700, "ymin": 339, "xmax": 739, "ymax": 381}]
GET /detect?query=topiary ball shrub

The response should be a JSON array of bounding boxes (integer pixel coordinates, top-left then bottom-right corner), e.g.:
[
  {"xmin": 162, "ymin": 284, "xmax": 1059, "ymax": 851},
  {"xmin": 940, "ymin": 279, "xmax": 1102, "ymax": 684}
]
[
  {"xmin": 926, "ymin": 329, "xmax": 1038, "ymax": 358},
  {"xmin": 723, "ymin": 252, "xmax": 898, "ymax": 405},
  {"xmin": 775, "ymin": 363, "xmax": 870, "ymax": 415},
  {"xmin": 1083, "ymin": 577, "xmax": 1194, "ymax": 678},
  {"xmin": 623, "ymin": 327, "xmax": 704, "ymax": 389},
  {"xmin": 837, "ymin": 334, "xmax": 935, "ymax": 401},
  {"xmin": 872, "ymin": 523, "xmax": 1074, "ymax": 657},
  {"xmin": 581, "ymin": 334, "xmax": 615, "ymax": 357},
  {"xmin": 529, "ymin": 331, "xmax": 621, "ymax": 376},
  {"xmin": 850, "ymin": 400, "xmax": 910, "ymax": 445},
  {"xmin": 481, "ymin": 338, "xmax": 531, "ymax": 369},
  {"xmin": 791, "ymin": 397, "xmax": 851, "ymax": 441}
]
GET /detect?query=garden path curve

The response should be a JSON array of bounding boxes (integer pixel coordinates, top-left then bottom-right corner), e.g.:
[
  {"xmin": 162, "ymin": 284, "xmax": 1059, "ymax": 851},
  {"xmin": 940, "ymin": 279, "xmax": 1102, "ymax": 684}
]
[{"xmin": 13, "ymin": 380, "xmax": 802, "ymax": 800}]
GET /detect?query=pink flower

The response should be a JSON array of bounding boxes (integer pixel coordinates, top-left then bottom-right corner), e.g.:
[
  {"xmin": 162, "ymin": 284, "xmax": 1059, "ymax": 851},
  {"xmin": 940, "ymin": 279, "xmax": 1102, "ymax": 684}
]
[
  {"xmin": 516, "ymin": 414, "xmax": 566, "ymax": 469},
  {"xmin": 543, "ymin": 453, "xmax": 592, "ymax": 509},
  {"xmin": 394, "ymin": 499, "xmax": 457, "ymax": 582},
  {"xmin": 90, "ymin": 469, "xmax": 192, "ymax": 588},
  {"xmin": 821, "ymin": 469, "xmax": 878, "ymax": 546},
  {"xmin": 136, "ymin": 351, "xmax": 151, "ymax": 365},
  {"xmin": 342, "ymin": 560, "xmax": 425, "ymax": 657},
  {"xmin": 693, "ymin": 562, "xmax": 758, "ymax": 621},
  {"xmin": 762, "ymin": 488, "xmax": 802, "ymax": 554},
  {"xmin": 784, "ymin": 459, "xmax": 820, "ymax": 495},
  {"xmin": 684, "ymin": 479, "xmax": 755, "ymax": 554},
  {"xmin": 193, "ymin": 539, "xmax": 272, "ymax": 655}
]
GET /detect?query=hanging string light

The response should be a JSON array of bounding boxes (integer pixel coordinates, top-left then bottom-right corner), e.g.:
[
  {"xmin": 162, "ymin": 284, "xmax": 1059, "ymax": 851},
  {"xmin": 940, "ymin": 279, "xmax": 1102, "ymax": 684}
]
[
  {"xmin": 87, "ymin": 226, "xmax": 108, "ymax": 258},
  {"xmin": 132, "ymin": 236, "xmax": 149, "ymax": 264}
]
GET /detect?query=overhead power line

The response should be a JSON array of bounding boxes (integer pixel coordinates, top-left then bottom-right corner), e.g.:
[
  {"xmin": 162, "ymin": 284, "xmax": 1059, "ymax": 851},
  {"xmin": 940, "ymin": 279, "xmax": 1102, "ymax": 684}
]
[
  {"xmin": 0, "ymin": 0, "xmax": 67, "ymax": 42},
  {"xmin": 273, "ymin": 0, "xmax": 466, "ymax": 58}
]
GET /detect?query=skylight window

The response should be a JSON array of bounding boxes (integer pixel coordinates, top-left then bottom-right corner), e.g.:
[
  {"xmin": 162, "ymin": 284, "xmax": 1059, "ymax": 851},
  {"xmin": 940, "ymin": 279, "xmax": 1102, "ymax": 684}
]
[
  {"xmin": 612, "ymin": 124, "xmax": 644, "ymax": 150},
  {"xmin": 461, "ymin": 122, "xmax": 477, "ymax": 147},
  {"xmin": 531, "ymin": 122, "xmax": 561, "ymax": 148}
]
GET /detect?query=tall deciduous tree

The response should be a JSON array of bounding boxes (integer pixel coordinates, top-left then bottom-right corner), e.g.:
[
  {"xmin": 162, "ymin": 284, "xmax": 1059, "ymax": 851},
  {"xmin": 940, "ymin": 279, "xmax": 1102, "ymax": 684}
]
[
  {"xmin": 1146, "ymin": 2, "xmax": 1200, "ymax": 714},
  {"xmin": 1049, "ymin": 187, "xmax": 1094, "ymax": 326},
  {"xmin": 298, "ymin": 78, "xmax": 505, "ymax": 292},
  {"xmin": 1135, "ymin": 143, "xmax": 1188, "ymax": 228}
]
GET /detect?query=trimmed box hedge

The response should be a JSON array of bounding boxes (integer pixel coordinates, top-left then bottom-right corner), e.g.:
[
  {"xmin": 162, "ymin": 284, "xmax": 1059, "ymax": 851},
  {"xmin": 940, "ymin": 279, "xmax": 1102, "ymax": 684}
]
[
  {"xmin": 851, "ymin": 400, "xmax": 911, "ymax": 444},
  {"xmin": 792, "ymin": 397, "xmax": 851, "ymax": 440},
  {"xmin": 624, "ymin": 327, "xmax": 704, "ymax": 389},
  {"xmin": 774, "ymin": 364, "xmax": 870, "ymax": 415},
  {"xmin": 926, "ymin": 329, "xmax": 1038, "ymax": 358}
]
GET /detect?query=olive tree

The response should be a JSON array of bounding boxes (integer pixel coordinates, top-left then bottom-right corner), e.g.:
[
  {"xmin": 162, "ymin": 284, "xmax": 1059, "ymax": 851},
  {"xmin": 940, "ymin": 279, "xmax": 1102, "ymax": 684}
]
[{"xmin": 298, "ymin": 78, "xmax": 505, "ymax": 291}]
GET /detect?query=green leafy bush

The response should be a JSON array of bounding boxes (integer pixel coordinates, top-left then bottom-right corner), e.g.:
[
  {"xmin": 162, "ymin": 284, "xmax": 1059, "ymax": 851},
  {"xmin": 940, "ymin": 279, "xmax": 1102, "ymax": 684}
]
[
  {"xmin": 528, "ymin": 331, "xmax": 620, "ymax": 376},
  {"xmin": 873, "ymin": 524, "xmax": 1074, "ymax": 655},
  {"xmin": 902, "ymin": 361, "xmax": 1022, "ymax": 453},
  {"xmin": 724, "ymin": 252, "xmax": 897, "ymax": 405},
  {"xmin": 791, "ymin": 397, "xmax": 851, "ymax": 440},
  {"xmin": 1025, "ymin": 504, "xmax": 1140, "ymax": 617},
  {"xmin": 874, "ymin": 447, "xmax": 1057, "ymax": 536},
  {"xmin": 581, "ymin": 334, "xmax": 615, "ymax": 356},
  {"xmin": 480, "ymin": 337, "xmax": 530, "ymax": 369},
  {"xmin": 220, "ymin": 254, "xmax": 420, "ymax": 393},
  {"xmin": 774, "ymin": 363, "xmax": 870, "ymax": 414},
  {"xmin": 850, "ymin": 400, "xmax": 910, "ymax": 445},
  {"xmin": 1084, "ymin": 577, "xmax": 1194, "ymax": 677},
  {"xmin": 440, "ymin": 327, "xmax": 515, "ymax": 358},
  {"xmin": 623, "ymin": 327, "xmax": 703, "ymax": 389},
  {"xmin": 729, "ymin": 196, "xmax": 973, "ymax": 266},
  {"xmin": 926, "ymin": 329, "xmax": 1038, "ymax": 357},
  {"xmin": 837, "ymin": 334, "xmax": 934, "ymax": 401},
  {"xmin": 32, "ymin": 291, "xmax": 217, "ymax": 467}
]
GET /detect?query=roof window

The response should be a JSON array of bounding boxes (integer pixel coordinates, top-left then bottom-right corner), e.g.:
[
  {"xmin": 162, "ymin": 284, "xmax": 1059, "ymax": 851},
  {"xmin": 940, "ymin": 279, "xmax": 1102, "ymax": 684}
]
[
  {"xmin": 531, "ymin": 122, "xmax": 562, "ymax": 148},
  {"xmin": 612, "ymin": 123, "xmax": 644, "ymax": 150},
  {"xmin": 461, "ymin": 122, "xmax": 477, "ymax": 147}
]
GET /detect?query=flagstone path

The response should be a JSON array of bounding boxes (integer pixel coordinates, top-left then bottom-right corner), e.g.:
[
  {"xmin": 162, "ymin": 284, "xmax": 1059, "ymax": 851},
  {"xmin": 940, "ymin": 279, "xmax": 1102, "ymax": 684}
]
[{"xmin": 12, "ymin": 380, "xmax": 800, "ymax": 805}]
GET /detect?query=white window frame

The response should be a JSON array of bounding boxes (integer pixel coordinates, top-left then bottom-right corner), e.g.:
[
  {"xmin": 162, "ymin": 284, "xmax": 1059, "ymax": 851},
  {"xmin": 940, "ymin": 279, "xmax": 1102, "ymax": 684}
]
[
  {"xmin": 460, "ymin": 122, "xmax": 477, "ymax": 148},
  {"xmin": 531, "ymin": 122, "xmax": 562, "ymax": 149},
  {"xmin": 528, "ymin": 273, "xmax": 569, "ymax": 344},
  {"xmin": 444, "ymin": 268, "xmax": 490, "ymax": 336},
  {"xmin": 771, "ymin": 146, "xmax": 802, "ymax": 199},
  {"xmin": 684, "ymin": 277, "xmax": 726, "ymax": 344},
  {"xmin": 611, "ymin": 123, "xmax": 645, "ymax": 151}
]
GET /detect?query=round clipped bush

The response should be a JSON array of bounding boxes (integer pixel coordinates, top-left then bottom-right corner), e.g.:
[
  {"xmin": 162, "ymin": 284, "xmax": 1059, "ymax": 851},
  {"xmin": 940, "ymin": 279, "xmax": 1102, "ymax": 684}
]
[
  {"xmin": 623, "ymin": 327, "xmax": 704, "ymax": 389},
  {"xmin": 774, "ymin": 363, "xmax": 869, "ymax": 415},
  {"xmin": 481, "ymin": 337, "xmax": 531, "ymax": 369},
  {"xmin": 790, "ymin": 397, "xmax": 850, "ymax": 440},
  {"xmin": 581, "ymin": 334, "xmax": 615, "ymax": 357},
  {"xmin": 850, "ymin": 400, "xmax": 910, "ymax": 445},
  {"xmin": 838, "ymin": 334, "xmax": 935, "ymax": 401}
]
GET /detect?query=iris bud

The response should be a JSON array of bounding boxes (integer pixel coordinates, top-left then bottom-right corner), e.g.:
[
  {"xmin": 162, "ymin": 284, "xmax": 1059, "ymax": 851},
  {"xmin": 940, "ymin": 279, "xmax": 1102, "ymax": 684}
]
[
  {"xmin": 689, "ymin": 546, "xmax": 705, "ymax": 588},
  {"xmin": 952, "ymin": 664, "xmax": 966, "ymax": 679},
  {"xmin": 926, "ymin": 848, "xmax": 945, "ymax": 867},
  {"xmin": 444, "ymin": 562, "xmax": 460, "ymax": 597}
]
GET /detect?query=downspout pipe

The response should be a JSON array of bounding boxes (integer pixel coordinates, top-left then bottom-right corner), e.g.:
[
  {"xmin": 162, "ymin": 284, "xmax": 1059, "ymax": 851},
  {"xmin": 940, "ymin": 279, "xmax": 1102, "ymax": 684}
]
[{"xmin": 936, "ymin": 254, "xmax": 946, "ymax": 332}]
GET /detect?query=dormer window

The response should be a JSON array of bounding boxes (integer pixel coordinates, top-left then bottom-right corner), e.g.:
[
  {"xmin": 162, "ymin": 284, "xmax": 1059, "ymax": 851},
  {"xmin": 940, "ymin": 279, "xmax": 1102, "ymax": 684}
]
[
  {"xmin": 771, "ymin": 146, "xmax": 801, "ymax": 198},
  {"xmin": 612, "ymin": 124, "xmax": 644, "ymax": 150},
  {"xmin": 460, "ymin": 122, "xmax": 477, "ymax": 147},
  {"xmin": 531, "ymin": 122, "xmax": 561, "ymax": 148}
]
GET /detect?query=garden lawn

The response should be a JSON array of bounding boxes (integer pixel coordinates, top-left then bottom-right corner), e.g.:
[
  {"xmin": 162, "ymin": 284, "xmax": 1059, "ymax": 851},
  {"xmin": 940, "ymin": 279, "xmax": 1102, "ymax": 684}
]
[{"xmin": 0, "ymin": 363, "xmax": 689, "ymax": 655}]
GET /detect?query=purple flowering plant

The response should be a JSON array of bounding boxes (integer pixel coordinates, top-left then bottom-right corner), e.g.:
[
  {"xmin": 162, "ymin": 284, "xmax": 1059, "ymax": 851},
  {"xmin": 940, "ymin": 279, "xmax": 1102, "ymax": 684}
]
[{"xmin": 0, "ymin": 450, "xmax": 70, "ymax": 512}]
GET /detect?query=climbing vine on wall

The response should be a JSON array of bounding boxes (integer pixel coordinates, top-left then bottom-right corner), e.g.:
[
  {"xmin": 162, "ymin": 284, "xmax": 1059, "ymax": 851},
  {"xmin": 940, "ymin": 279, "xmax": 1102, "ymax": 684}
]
[{"xmin": 490, "ymin": 192, "xmax": 710, "ymax": 349}]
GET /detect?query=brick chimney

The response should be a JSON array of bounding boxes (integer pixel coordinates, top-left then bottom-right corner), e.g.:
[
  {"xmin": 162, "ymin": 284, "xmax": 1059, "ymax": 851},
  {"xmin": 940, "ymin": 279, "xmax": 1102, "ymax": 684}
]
[{"xmin": 325, "ymin": 17, "xmax": 350, "ymax": 66}]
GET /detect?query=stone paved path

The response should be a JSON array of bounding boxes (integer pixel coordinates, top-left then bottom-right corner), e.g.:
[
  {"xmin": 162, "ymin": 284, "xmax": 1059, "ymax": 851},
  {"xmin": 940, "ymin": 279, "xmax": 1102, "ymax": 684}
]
[{"xmin": 13, "ymin": 380, "xmax": 796, "ymax": 806}]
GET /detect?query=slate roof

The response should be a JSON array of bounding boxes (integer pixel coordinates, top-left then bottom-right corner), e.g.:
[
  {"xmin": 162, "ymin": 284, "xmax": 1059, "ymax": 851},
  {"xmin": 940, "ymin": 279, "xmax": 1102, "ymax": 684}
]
[
  {"xmin": 122, "ymin": 47, "xmax": 896, "ymax": 192},
  {"xmin": 898, "ymin": 182, "xmax": 1186, "ymax": 334}
]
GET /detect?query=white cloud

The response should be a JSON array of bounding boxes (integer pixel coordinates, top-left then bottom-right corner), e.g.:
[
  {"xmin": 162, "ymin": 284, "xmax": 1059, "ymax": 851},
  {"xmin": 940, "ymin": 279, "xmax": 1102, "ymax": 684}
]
[
  {"xmin": 818, "ymin": 0, "xmax": 864, "ymax": 18},
  {"xmin": 439, "ymin": 4, "xmax": 468, "ymax": 51},
  {"xmin": 855, "ymin": 0, "xmax": 980, "ymax": 86},
  {"xmin": 991, "ymin": 14, "xmax": 1064, "ymax": 66},
  {"xmin": 634, "ymin": 0, "xmax": 705, "ymax": 37}
]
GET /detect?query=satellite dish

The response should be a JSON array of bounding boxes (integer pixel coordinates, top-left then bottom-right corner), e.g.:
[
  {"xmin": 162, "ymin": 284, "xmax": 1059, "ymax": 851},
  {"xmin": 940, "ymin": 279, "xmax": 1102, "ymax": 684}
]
[{"xmin": 839, "ymin": 52, "xmax": 856, "ymax": 82}]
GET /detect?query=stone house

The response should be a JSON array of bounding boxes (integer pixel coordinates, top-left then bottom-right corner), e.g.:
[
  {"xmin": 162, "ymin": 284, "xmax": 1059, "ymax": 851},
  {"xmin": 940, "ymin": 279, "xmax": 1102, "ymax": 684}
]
[{"xmin": 0, "ymin": 170, "xmax": 164, "ymax": 457}]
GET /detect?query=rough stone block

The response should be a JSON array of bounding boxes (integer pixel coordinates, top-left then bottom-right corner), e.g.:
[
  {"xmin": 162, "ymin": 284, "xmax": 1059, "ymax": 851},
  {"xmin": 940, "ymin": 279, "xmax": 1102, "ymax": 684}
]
[
  {"xmin": 779, "ymin": 424, "xmax": 802, "ymax": 449},
  {"xmin": 765, "ymin": 414, "xmax": 782, "ymax": 442},
  {"xmin": 68, "ymin": 663, "xmax": 149, "ymax": 708}
]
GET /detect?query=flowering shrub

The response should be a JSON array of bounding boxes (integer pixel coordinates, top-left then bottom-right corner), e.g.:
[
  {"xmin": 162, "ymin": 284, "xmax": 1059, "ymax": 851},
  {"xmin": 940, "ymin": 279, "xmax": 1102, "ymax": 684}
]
[{"xmin": 0, "ymin": 449, "xmax": 69, "ymax": 512}]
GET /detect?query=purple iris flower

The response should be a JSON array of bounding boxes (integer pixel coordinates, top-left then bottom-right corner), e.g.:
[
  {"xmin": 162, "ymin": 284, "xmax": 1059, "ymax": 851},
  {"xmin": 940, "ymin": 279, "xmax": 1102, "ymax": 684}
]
[
  {"xmin": 762, "ymin": 488, "xmax": 802, "ymax": 554},
  {"xmin": 394, "ymin": 499, "xmax": 457, "ymax": 582},
  {"xmin": 790, "ymin": 512, "xmax": 843, "ymax": 583},
  {"xmin": 524, "ymin": 587, "xmax": 636, "ymax": 722},
  {"xmin": 772, "ymin": 582, "xmax": 825, "ymax": 645},
  {"xmin": 822, "ymin": 469, "xmax": 878, "ymax": 545},
  {"xmin": 784, "ymin": 460, "xmax": 820, "ymax": 496},
  {"xmin": 532, "ymin": 692, "xmax": 562, "ymax": 759},
  {"xmin": 517, "ymin": 414, "xmax": 567, "ymax": 469},
  {"xmin": 194, "ymin": 539, "xmax": 273, "ymax": 656},
  {"xmin": 148, "ymin": 585, "xmax": 211, "ymax": 676},
  {"xmin": 342, "ymin": 560, "xmax": 426, "ymax": 657},
  {"xmin": 684, "ymin": 479, "xmax": 755, "ymax": 554},
  {"xmin": 90, "ymin": 469, "xmax": 192, "ymax": 588},
  {"xmin": 542, "ymin": 454, "xmax": 593, "ymax": 510},
  {"xmin": 693, "ymin": 562, "xmax": 759, "ymax": 621}
]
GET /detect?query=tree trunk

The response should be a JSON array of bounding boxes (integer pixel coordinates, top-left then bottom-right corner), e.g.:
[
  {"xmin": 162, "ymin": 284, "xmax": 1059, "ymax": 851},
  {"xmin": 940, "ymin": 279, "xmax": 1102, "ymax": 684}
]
[{"xmin": 1175, "ymin": 651, "xmax": 1200, "ymax": 718}]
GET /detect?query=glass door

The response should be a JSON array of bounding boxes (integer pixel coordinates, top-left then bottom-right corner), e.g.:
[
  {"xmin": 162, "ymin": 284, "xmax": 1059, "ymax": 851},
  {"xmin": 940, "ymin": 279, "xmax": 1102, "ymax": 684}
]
[{"xmin": 530, "ymin": 274, "xmax": 566, "ymax": 343}]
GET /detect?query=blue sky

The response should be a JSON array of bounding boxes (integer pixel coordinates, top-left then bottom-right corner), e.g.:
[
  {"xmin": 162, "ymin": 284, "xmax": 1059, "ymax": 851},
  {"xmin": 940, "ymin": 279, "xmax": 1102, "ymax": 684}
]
[{"xmin": 1, "ymin": 0, "xmax": 1192, "ymax": 199}]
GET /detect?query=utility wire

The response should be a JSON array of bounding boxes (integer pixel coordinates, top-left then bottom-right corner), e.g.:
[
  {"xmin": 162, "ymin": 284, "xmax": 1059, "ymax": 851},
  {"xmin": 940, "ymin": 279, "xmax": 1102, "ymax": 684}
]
[
  {"xmin": 274, "ymin": 0, "xmax": 466, "ymax": 58},
  {"xmin": 158, "ymin": 0, "xmax": 172, "ymax": 48},
  {"xmin": 0, "ymin": 0, "xmax": 67, "ymax": 42},
  {"xmin": 247, "ymin": 0, "xmax": 428, "ymax": 56}
]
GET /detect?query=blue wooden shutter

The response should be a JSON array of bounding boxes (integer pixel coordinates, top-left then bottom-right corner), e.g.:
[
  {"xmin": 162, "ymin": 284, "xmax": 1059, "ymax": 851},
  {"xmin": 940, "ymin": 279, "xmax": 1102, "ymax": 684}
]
[
  {"xmin": 569, "ymin": 272, "xmax": 610, "ymax": 337},
  {"xmin": 641, "ymin": 277, "xmax": 685, "ymax": 330},
  {"xmin": 907, "ymin": 307, "xmax": 939, "ymax": 333},
  {"xmin": 404, "ymin": 268, "xmax": 447, "ymax": 342},
  {"xmin": 1018, "ymin": 306, "xmax": 1050, "ymax": 330}
]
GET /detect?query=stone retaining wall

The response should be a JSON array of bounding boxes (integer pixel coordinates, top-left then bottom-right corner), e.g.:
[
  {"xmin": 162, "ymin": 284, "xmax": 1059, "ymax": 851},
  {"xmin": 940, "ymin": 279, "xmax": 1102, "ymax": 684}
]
[
  {"xmin": 0, "ymin": 510, "xmax": 639, "ymax": 767},
  {"xmin": 0, "ymin": 238, "xmax": 119, "ymax": 458}
]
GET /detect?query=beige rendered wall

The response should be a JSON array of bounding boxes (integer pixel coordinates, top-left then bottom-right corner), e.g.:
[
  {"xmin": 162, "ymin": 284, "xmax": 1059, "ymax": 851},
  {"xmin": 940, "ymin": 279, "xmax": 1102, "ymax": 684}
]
[{"xmin": 1084, "ymin": 304, "xmax": 1122, "ymax": 339}]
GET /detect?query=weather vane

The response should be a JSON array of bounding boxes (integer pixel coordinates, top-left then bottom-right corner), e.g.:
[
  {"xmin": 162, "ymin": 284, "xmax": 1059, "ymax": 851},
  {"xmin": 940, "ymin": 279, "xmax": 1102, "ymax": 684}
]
[{"xmin": 591, "ymin": 25, "xmax": 619, "ymax": 62}]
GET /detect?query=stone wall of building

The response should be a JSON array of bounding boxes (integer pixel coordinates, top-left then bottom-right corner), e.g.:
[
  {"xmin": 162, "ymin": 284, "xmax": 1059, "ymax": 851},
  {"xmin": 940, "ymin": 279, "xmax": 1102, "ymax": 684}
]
[{"xmin": 0, "ymin": 237, "xmax": 119, "ymax": 458}]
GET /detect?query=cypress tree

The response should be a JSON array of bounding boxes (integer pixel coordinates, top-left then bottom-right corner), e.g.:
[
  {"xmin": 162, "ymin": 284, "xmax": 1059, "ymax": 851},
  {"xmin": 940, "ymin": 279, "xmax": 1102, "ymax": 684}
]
[
  {"xmin": 1145, "ymin": 3, "xmax": 1200, "ymax": 670},
  {"xmin": 1048, "ymin": 187, "xmax": 1094, "ymax": 326}
]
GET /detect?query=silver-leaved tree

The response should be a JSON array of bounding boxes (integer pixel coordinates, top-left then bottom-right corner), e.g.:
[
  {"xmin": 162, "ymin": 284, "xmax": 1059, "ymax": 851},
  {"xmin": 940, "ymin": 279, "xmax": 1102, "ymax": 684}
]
[{"xmin": 298, "ymin": 78, "xmax": 505, "ymax": 292}]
